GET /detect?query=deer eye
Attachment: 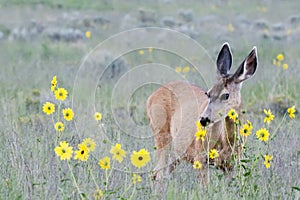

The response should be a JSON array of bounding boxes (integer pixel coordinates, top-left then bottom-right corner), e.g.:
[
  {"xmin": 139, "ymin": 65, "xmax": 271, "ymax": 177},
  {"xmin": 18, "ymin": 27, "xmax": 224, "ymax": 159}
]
[{"xmin": 220, "ymin": 93, "xmax": 230, "ymax": 101}]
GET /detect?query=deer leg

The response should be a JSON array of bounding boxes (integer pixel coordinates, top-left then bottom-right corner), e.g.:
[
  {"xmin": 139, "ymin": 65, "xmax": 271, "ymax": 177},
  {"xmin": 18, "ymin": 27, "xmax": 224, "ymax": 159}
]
[
  {"xmin": 152, "ymin": 131, "xmax": 172, "ymax": 197},
  {"xmin": 153, "ymin": 145, "xmax": 174, "ymax": 198},
  {"xmin": 153, "ymin": 145, "xmax": 169, "ymax": 180}
]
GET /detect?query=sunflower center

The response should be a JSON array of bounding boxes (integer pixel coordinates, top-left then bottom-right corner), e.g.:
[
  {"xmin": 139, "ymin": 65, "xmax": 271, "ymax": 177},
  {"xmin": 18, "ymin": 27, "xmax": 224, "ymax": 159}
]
[
  {"xmin": 62, "ymin": 149, "xmax": 66, "ymax": 153},
  {"xmin": 244, "ymin": 129, "xmax": 248, "ymax": 133},
  {"xmin": 138, "ymin": 156, "xmax": 143, "ymax": 161},
  {"xmin": 66, "ymin": 113, "xmax": 69, "ymax": 117},
  {"xmin": 48, "ymin": 106, "xmax": 51, "ymax": 110},
  {"xmin": 116, "ymin": 151, "xmax": 120, "ymax": 155},
  {"xmin": 59, "ymin": 92, "xmax": 63, "ymax": 96},
  {"xmin": 81, "ymin": 150, "xmax": 85, "ymax": 155}
]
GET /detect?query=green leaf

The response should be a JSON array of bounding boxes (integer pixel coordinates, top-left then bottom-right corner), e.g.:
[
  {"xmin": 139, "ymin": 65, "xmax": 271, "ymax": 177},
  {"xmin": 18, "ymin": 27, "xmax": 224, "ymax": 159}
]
[
  {"xmin": 104, "ymin": 189, "xmax": 117, "ymax": 195},
  {"xmin": 231, "ymin": 154, "xmax": 236, "ymax": 161},
  {"xmin": 243, "ymin": 171, "xmax": 251, "ymax": 177},
  {"xmin": 292, "ymin": 186, "xmax": 300, "ymax": 191},
  {"xmin": 80, "ymin": 193, "xmax": 87, "ymax": 199},
  {"xmin": 240, "ymin": 159, "xmax": 251, "ymax": 163},
  {"xmin": 241, "ymin": 164, "xmax": 246, "ymax": 170},
  {"xmin": 254, "ymin": 184, "xmax": 258, "ymax": 192}
]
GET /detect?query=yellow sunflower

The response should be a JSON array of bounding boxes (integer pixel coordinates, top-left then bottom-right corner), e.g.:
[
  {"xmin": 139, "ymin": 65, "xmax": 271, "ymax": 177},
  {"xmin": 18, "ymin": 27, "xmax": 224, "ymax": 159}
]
[
  {"xmin": 85, "ymin": 31, "xmax": 91, "ymax": 39},
  {"xmin": 94, "ymin": 189, "xmax": 103, "ymax": 200},
  {"xmin": 175, "ymin": 66, "xmax": 182, "ymax": 73},
  {"xmin": 54, "ymin": 88, "xmax": 68, "ymax": 101},
  {"xmin": 82, "ymin": 138, "xmax": 96, "ymax": 152},
  {"xmin": 130, "ymin": 149, "xmax": 150, "ymax": 168},
  {"xmin": 264, "ymin": 154, "xmax": 273, "ymax": 169},
  {"xmin": 42, "ymin": 102, "xmax": 55, "ymax": 115},
  {"xmin": 54, "ymin": 141, "xmax": 73, "ymax": 160},
  {"xmin": 74, "ymin": 144, "xmax": 89, "ymax": 162},
  {"xmin": 240, "ymin": 123, "xmax": 252, "ymax": 137},
  {"xmin": 263, "ymin": 109, "xmax": 274, "ymax": 124},
  {"xmin": 193, "ymin": 161, "xmax": 202, "ymax": 170},
  {"xmin": 138, "ymin": 50, "xmax": 144, "ymax": 55},
  {"xmin": 54, "ymin": 122, "xmax": 64, "ymax": 132},
  {"xmin": 195, "ymin": 130, "xmax": 206, "ymax": 142},
  {"xmin": 51, "ymin": 75, "xmax": 57, "ymax": 91},
  {"xmin": 247, "ymin": 120, "xmax": 253, "ymax": 130},
  {"xmin": 228, "ymin": 108, "xmax": 239, "ymax": 123},
  {"xmin": 98, "ymin": 156, "xmax": 111, "ymax": 170},
  {"xmin": 62, "ymin": 108, "xmax": 74, "ymax": 121},
  {"xmin": 182, "ymin": 66, "xmax": 190, "ymax": 73},
  {"xmin": 195, "ymin": 122, "xmax": 206, "ymax": 142},
  {"xmin": 256, "ymin": 128, "xmax": 270, "ymax": 142},
  {"xmin": 276, "ymin": 53, "xmax": 284, "ymax": 61},
  {"xmin": 287, "ymin": 105, "xmax": 296, "ymax": 119},
  {"xmin": 209, "ymin": 149, "xmax": 219, "ymax": 159},
  {"xmin": 94, "ymin": 112, "xmax": 102, "ymax": 121},
  {"xmin": 132, "ymin": 174, "xmax": 142, "ymax": 184},
  {"xmin": 110, "ymin": 143, "xmax": 126, "ymax": 163}
]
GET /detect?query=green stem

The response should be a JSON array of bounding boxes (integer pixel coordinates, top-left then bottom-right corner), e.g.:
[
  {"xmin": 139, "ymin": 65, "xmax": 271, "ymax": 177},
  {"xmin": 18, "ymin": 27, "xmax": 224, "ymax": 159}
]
[
  {"xmin": 51, "ymin": 114, "xmax": 58, "ymax": 144},
  {"xmin": 241, "ymin": 142, "xmax": 262, "ymax": 194},
  {"xmin": 239, "ymin": 136, "xmax": 249, "ymax": 180},
  {"xmin": 57, "ymin": 101, "xmax": 61, "ymax": 122},
  {"xmin": 56, "ymin": 101, "xmax": 62, "ymax": 141},
  {"xmin": 128, "ymin": 184, "xmax": 136, "ymax": 200},
  {"xmin": 121, "ymin": 182, "xmax": 133, "ymax": 197},
  {"xmin": 108, "ymin": 160, "xmax": 115, "ymax": 180},
  {"xmin": 67, "ymin": 161, "xmax": 82, "ymax": 199},
  {"xmin": 224, "ymin": 119, "xmax": 235, "ymax": 155},
  {"xmin": 206, "ymin": 131, "xmax": 210, "ymax": 187},
  {"xmin": 233, "ymin": 124, "xmax": 238, "ymax": 165},
  {"xmin": 105, "ymin": 170, "xmax": 109, "ymax": 191},
  {"xmin": 88, "ymin": 165, "xmax": 99, "ymax": 190},
  {"xmin": 270, "ymin": 113, "xmax": 287, "ymax": 141}
]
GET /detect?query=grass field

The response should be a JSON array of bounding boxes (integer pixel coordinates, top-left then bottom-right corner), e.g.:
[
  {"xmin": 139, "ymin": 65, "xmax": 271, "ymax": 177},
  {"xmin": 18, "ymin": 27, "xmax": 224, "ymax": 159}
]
[{"xmin": 0, "ymin": 0, "xmax": 299, "ymax": 199}]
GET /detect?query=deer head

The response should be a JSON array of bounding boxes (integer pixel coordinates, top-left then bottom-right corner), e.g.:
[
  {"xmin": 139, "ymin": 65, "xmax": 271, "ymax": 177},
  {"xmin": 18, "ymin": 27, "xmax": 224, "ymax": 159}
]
[{"xmin": 200, "ymin": 43, "xmax": 258, "ymax": 127}]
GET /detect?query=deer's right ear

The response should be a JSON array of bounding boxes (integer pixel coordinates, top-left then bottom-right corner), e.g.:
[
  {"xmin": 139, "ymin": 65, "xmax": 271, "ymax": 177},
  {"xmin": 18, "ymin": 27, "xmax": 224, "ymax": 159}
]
[
  {"xmin": 232, "ymin": 46, "xmax": 258, "ymax": 83},
  {"xmin": 216, "ymin": 42, "xmax": 232, "ymax": 76}
]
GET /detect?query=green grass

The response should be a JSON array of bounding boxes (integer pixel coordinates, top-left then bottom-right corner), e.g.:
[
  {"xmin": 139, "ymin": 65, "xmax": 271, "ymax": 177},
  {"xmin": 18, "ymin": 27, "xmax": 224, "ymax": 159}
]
[
  {"xmin": 0, "ymin": 0, "xmax": 300, "ymax": 199},
  {"xmin": 0, "ymin": 0, "xmax": 113, "ymax": 10}
]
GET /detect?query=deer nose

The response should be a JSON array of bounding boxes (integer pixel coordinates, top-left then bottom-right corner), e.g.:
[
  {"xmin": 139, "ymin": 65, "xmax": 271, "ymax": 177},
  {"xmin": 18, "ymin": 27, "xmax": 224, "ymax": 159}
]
[{"xmin": 200, "ymin": 117, "xmax": 210, "ymax": 127}]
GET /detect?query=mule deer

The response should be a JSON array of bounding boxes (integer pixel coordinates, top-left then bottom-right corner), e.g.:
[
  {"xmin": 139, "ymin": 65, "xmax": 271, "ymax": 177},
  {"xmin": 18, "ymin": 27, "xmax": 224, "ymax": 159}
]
[{"xmin": 147, "ymin": 43, "xmax": 257, "ymax": 190}]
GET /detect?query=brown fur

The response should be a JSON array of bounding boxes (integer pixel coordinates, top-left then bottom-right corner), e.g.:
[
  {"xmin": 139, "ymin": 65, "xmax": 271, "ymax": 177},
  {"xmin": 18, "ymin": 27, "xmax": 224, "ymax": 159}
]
[
  {"xmin": 147, "ymin": 44, "xmax": 258, "ymax": 191},
  {"xmin": 147, "ymin": 81, "xmax": 238, "ymax": 181}
]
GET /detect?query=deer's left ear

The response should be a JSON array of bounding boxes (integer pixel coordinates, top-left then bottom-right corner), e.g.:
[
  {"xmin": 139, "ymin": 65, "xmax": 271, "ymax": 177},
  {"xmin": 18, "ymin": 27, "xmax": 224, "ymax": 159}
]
[
  {"xmin": 233, "ymin": 47, "xmax": 258, "ymax": 83},
  {"xmin": 217, "ymin": 42, "xmax": 232, "ymax": 76}
]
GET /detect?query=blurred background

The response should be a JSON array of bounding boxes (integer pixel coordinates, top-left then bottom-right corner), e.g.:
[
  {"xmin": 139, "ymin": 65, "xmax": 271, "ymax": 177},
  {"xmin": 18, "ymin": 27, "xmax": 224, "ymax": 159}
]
[{"xmin": 0, "ymin": 0, "xmax": 299, "ymax": 199}]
